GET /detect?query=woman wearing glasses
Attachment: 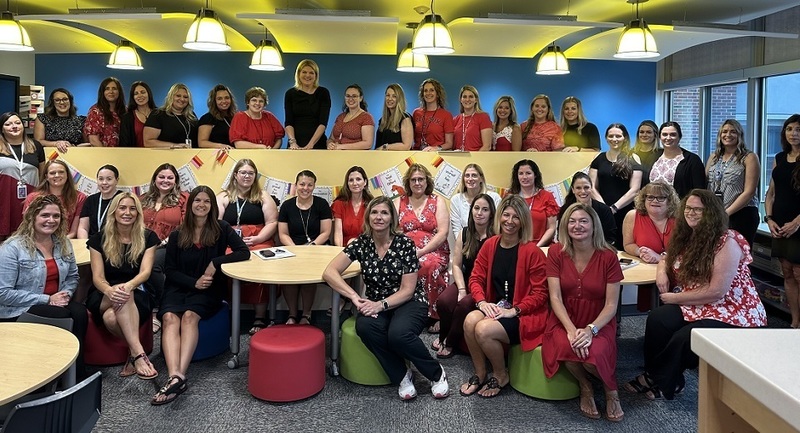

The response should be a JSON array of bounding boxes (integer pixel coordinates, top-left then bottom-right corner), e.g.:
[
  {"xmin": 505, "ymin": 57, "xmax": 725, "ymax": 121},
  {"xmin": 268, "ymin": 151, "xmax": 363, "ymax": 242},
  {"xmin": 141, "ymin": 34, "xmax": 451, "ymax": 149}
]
[
  {"xmin": 327, "ymin": 85, "xmax": 374, "ymax": 150},
  {"xmin": 622, "ymin": 181, "xmax": 680, "ymax": 264},
  {"xmin": 34, "ymin": 88, "xmax": 88, "ymax": 152},
  {"xmin": 625, "ymin": 189, "xmax": 766, "ymax": 401}
]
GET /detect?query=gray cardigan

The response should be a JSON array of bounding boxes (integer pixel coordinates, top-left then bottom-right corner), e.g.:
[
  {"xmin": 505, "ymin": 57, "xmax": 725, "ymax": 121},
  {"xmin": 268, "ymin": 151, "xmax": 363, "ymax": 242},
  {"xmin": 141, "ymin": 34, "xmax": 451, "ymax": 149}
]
[{"xmin": 0, "ymin": 236, "xmax": 78, "ymax": 318}]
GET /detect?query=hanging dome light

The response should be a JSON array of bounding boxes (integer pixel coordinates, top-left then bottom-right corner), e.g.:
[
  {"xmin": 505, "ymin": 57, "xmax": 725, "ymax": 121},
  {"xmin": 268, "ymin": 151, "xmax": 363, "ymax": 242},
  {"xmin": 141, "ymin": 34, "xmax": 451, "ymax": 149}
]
[
  {"xmin": 107, "ymin": 40, "xmax": 143, "ymax": 70},
  {"xmin": 614, "ymin": 0, "xmax": 659, "ymax": 59},
  {"xmin": 397, "ymin": 43, "xmax": 430, "ymax": 72},
  {"xmin": 250, "ymin": 40, "xmax": 284, "ymax": 71},
  {"xmin": 536, "ymin": 43, "xmax": 569, "ymax": 75},
  {"xmin": 411, "ymin": 1, "xmax": 453, "ymax": 55},
  {"xmin": 0, "ymin": 11, "xmax": 33, "ymax": 52},
  {"xmin": 184, "ymin": 7, "xmax": 230, "ymax": 51}
]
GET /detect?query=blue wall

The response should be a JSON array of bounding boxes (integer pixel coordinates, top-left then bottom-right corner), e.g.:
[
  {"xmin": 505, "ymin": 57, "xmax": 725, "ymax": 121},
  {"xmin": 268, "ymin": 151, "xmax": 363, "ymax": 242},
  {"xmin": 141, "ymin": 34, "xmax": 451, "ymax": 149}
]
[{"xmin": 35, "ymin": 52, "xmax": 656, "ymax": 149}]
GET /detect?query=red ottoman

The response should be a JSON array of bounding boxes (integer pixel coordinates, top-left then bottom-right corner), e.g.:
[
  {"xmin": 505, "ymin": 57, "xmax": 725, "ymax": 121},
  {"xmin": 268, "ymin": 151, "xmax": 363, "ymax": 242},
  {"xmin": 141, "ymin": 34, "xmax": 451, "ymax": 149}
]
[
  {"xmin": 84, "ymin": 310, "xmax": 153, "ymax": 366},
  {"xmin": 248, "ymin": 325, "xmax": 325, "ymax": 402}
]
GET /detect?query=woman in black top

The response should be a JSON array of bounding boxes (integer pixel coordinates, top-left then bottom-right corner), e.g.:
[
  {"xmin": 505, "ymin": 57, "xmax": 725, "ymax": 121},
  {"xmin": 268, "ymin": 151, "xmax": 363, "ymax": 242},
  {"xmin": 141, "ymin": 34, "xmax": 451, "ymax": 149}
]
[
  {"xmin": 557, "ymin": 172, "xmax": 617, "ymax": 246},
  {"xmin": 376, "ymin": 83, "xmax": 414, "ymax": 150},
  {"xmin": 78, "ymin": 164, "xmax": 122, "ymax": 239},
  {"xmin": 151, "ymin": 186, "xmax": 249, "ymax": 405},
  {"xmin": 284, "ymin": 59, "xmax": 331, "ymax": 150},
  {"xmin": 144, "ymin": 83, "xmax": 198, "ymax": 149},
  {"xmin": 434, "ymin": 193, "xmax": 496, "ymax": 358},
  {"xmin": 198, "ymin": 84, "xmax": 236, "ymax": 150},
  {"xmin": 119, "ymin": 81, "xmax": 157, "ymax": 148},
  {"xmin": 278, "ymin": 170, "xmax": 332, "ymax": 324}
]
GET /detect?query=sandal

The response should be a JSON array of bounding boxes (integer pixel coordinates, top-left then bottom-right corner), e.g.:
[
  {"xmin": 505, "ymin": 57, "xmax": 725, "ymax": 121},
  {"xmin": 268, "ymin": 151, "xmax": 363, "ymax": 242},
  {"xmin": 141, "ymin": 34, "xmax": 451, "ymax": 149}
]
[
  {"xmin": 131, "ymin": 353, "xmax": 158, "ymax": 380},
  {"xmin": 151, "ymin": 375, "xmax": 188, "ymax": 406},
  {"xmin": 459, "ymin": 374, "xmax": 486, "ymax": 397},
  {"xmin": 436, "ymin": 346, "xmax": 455, "ymax": 359},
  {"xmin": 605, "ymin": 395, "xmax": 625, "ymax": 422},
  {"xmin": 286, "ymin": 316, "xmax": 297, "ymax": 325},
  {"xmin": 478, "ymin": 376, "xmax": 507, "ymax": 398},
  {"xmin": 299, "ymin": 315, "xmax": 312, "ymax": 325},
  {"xmin": 579, "ymin": 391, "xmax": 601, "ymax": 420},
  {"xmin": 427, "ymin": 321, "xmax": 440, "ymax": 334},
  {"xmin": 430, "ymin": 339, "xmax": 443, "ymax": 351},
  {"xmin": 119, "ymin": 357, "xmax": 136, "ymax": 377},
  {"xmin": 249, "ymin": 319, "xmax": 267, "ymax": 336},
  {"xmin": 624, "ymin": 373, "xmax": 661, "ymax": 400},
  {"xmin": 152, "ymin": 316, "xmax": 162, "ymax": 334}
]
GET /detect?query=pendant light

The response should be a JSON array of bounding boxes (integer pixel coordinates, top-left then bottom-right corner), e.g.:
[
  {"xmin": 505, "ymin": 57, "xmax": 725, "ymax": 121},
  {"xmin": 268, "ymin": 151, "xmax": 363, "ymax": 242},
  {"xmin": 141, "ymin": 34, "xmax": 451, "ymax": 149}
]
[
  {"xmin": 184, "ymin": 0, "xmax": 230, "ymax": 51},
  {"xmin": 536, "ymin": 42, "xmax": 569, "ymax": 75},
  {"xmin": 250, "ymin": 24, "xmax": 284, "ymax": 71},
  {"xmin": 107, "ymin": 40, "xmax": 143, "ymax": 70},
  {"xmin": 397, "ymin": 42, "xmax": 430, "ymax": 72},
  {"xmin": 614, "ymin": 0, "xmax": 659, "ymax": 59},
  {"xmin": 0, "ymin": 1, "xmax": 33, "ymax": 52},
  {"xmin": 412, "ymin": 0, "xmax": 454, "ymax": 55}
]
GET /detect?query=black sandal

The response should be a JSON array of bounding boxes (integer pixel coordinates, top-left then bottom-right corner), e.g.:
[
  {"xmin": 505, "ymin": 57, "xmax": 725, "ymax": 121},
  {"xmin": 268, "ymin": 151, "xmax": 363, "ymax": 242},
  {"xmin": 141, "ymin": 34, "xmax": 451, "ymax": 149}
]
[
  {"xmin": 478, "ymin": 376, "xmax": 507, "ymax": 398},
  {"xmin": 151, "ymin": 375, "xmax": 187, "ymax": 406},
  {"xmin": 299, "ymin": 315, "xmax": 312, "ymax": 325},
  {"xmin": 624, "ymin": 373, "xmax": 661, "ymax": 400},
  {"xmin": 249, "ymin": 319, "xmax": 267, "ymax": 336},
  {"xmin": 459, "ymin": 374, "xmax": 486, "ymax": 397}
]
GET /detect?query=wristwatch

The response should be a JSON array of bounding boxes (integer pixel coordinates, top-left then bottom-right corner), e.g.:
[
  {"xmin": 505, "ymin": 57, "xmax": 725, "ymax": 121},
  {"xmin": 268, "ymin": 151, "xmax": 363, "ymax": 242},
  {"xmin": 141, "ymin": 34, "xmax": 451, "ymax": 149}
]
[
  {"xmin": 764, "ymin": 215, "xmax": 773, "ymax": 223},
  {"xmin": 513, "ymin": 306, "xmax": 521, "ymax": 317},
  {"xmin": 588, "ymin": 323, "xmax": 599, "ymax": 336},
  {"xmin": 382, "ymin": 300, "xmax": 389, "ymax": 311}
]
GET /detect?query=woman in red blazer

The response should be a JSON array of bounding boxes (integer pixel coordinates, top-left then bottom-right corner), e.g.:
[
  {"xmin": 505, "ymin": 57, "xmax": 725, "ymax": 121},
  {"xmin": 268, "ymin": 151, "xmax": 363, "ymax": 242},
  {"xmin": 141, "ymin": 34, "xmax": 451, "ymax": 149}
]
[{"xmin": 459, "ymin": 195, "xmax": 550, "ymax": 398}]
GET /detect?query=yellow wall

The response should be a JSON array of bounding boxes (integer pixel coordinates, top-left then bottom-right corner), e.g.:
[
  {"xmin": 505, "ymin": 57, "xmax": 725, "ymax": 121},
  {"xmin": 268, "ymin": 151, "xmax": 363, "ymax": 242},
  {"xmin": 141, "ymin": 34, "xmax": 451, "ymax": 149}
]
[{"xmin": 57, "ymin": 149, "xmax": 597, "ymax": 197}]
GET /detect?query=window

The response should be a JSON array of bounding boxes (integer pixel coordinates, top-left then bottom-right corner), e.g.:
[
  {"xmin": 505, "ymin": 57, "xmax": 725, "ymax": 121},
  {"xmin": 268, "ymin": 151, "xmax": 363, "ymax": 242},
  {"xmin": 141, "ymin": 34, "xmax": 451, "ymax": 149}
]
[
  {"xmin": 668, "ymin": 88, "xmax": 701, "ymax": 155},
  {"xmin": 762, "ymin": 72, "xmax": 800, "ymax": 200},
  {"xmin": 707, "ymin": 83, "xmax": 748, "ymax": 157}
]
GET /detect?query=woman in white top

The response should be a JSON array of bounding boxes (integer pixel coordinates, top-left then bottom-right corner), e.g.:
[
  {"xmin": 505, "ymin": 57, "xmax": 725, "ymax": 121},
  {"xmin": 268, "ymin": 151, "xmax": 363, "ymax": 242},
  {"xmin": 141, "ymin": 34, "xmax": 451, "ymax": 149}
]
[{"xmin": 449, "ymin": 163, "xmax": 501, "ymax": 238}]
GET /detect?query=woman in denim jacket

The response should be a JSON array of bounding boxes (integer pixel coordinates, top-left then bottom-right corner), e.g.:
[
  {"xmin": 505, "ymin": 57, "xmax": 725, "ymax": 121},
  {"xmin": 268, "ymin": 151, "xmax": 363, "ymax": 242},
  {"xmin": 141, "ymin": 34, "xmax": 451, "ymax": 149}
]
[{"xmin": 0, "ymin": 194, "xmax": 88, "ymax": 378}]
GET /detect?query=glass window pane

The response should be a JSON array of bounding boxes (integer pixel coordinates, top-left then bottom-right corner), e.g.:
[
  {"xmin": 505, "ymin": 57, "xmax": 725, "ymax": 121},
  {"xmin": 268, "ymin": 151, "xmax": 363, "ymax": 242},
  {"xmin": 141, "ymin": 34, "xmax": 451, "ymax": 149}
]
[
  {"xmin": 763, "ymin": 72, "xmax": 800, "ymax": 201},
  {"xmin": 708, "ymin": 83, "xmax": 748, "ymax": 155},
  {"xmin": 669, "ymin": 88, "xmax": 701, "ymax": 154}
]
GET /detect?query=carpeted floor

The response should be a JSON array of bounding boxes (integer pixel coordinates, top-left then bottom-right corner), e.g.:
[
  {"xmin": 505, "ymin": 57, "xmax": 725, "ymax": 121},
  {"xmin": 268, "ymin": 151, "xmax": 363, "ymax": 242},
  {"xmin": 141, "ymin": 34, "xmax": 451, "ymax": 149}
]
[{"xmin": 89, "ymin": 308, "xmax": 790, "ymax": 433}]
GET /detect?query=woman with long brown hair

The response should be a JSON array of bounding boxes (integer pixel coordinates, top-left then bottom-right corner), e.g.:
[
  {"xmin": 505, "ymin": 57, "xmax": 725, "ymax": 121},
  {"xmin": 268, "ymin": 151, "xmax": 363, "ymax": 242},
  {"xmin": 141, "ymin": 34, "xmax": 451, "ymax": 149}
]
[
  {"xmin": 412, "ymin": 78, "xmax": 454, "ymax": 151},
  {"xmin": 84, "ymin": 77, "xmax": 126, "ymax": 147}
]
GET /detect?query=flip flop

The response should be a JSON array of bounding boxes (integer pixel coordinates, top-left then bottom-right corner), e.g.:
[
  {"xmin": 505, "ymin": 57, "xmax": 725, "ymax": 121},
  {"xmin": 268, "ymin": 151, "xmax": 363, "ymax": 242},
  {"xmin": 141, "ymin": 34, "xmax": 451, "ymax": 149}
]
[
  {"xmin": 478, "ymin": 376, "xmax": 507, "ymax": 398},
  {"xmin": 459, "ymin": 374, "xmax": 486, "ymax": 397},
  {"xmin": 624, "ymin": 373, "xmax": 661, "ymax": 400},
  {"xmin": 436, "ymin": 346, "xmax": 455, "ymax": 359},
  {"xmin": 151, "ymin": 375, "xmax": 188, "ymax": 406},
  {"xmin": 249, "ymin": 319, "xmax": 267, "ymax": 336},
  {"xmin": 119, "ymin": 357, "xmax": 136, "ymax": 377},
  {"xmin": 427, "ymin": 321, "xmax": 440, "ymax": 334},
  {"xmin": 299, "ymin": 315, "xmax": 312, "ymax": 325},
  {"xmin": 131, "ymin": 353, "xmax": 158, "ymax": 380}
]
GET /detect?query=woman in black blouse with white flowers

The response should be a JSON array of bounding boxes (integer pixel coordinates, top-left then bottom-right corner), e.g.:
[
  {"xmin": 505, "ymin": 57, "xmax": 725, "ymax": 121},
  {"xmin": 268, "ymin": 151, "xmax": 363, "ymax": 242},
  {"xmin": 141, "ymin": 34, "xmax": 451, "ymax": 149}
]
[{"xmin": 324, "ymin": 196, "xmax": 449, "ymax": 401}]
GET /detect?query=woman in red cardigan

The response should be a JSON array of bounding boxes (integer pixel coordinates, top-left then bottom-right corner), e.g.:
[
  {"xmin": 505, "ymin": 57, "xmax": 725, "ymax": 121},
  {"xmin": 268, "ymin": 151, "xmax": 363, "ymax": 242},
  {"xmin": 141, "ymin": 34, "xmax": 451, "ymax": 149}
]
[{"xmin": 459, "ymin": 195, "xmax": 550, "ymax": 398}]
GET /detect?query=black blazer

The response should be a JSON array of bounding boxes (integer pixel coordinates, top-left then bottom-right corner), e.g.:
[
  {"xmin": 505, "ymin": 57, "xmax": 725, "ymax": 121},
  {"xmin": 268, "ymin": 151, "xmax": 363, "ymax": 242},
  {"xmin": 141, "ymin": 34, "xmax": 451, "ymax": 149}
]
[
  {"xmin": 654, "ymin": 147, "xmax": 706, "ymax": 198},
  {"xmin": 118, "ymin": 111, "xmax": 137, "ymax": 147}
]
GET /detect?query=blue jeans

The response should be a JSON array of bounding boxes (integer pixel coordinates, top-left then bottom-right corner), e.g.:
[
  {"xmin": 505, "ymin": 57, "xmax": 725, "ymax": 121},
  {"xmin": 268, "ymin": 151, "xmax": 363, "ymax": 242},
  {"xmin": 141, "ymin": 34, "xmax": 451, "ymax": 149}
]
[{"xmin": 355, "ymin": 300, "xmax": 442, "ymax": 385}]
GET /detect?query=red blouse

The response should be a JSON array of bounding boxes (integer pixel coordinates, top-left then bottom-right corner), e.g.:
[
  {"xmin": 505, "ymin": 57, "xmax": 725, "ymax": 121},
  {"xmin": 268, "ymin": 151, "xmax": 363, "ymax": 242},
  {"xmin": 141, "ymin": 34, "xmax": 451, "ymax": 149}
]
[
  {"xmin": 521, "ymin": 190, "xmax": 560, "ymax": 244},
  {"xmin": 229, "ymin": 111, "xmax": 285, "ymax": 147},
  {"xmin": 453, "ymin": 112, "xmax": 492, "ymax": 151},
  {"xmin": 412, "ymin": 107, "xmax": 454, "ymax": 150},
  {"xmin": 141, "ymin": 192, "xmax": 188, "ymax": 241},
  {"xmin": 330, "ymin": 111, "xmax": 375, "ymax": 144},
  {"xmin": 331, "ymin": 198, "xmax": 367, "ymax": 245},
  {"xmin": 632, "ymin": 213, "xmax": 675, "ymax": 255},
  {"xmin": 84, "ymin": 105, "xmax": 121, "ymax": 147},
  {"xmin": 520, "ymin": 120, "xmax": 564, "ymax": 151},
  {"xmin": 43, "ymin": 257, "xmax": 59, "ymax": 296}
]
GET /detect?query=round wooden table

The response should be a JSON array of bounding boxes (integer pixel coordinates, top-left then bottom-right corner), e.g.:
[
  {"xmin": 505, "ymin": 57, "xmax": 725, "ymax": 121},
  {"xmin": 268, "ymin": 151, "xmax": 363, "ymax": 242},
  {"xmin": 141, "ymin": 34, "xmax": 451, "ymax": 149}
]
[
  {"xmin": 0, "ymin": 323, "xmax": 79, "ymax": 406},
  {"xmin": 221, "ymin": 245, "xmax": 360, "ymax": 370}
]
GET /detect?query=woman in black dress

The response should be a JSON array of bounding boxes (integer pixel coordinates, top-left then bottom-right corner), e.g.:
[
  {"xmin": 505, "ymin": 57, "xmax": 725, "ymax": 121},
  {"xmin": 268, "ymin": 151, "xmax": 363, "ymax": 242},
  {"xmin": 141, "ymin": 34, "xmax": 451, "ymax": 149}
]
[
  {"xmin": 284, "ymin": 59, "xmax": 331, "ymax": 150},
  {"xmin": 86, "ymin": 192, "xmax": 159, "ymax": 380},
  {"xmin": 765, "ymin": 113, "xmax": 800, "ymax": 328},
  {"xmin": 152, "ymin": 186, "xmax": 249, "ymax": 405}
]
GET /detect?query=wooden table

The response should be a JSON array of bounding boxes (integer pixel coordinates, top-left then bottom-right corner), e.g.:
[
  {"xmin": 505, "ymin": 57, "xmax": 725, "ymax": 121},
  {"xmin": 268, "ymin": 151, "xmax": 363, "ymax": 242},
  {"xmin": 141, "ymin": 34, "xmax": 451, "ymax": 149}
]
[
  {"xmin": 221, "ymin": 245, "xmax": 360, "ymax": 370},
  {"xmin": 69, "ymin": 238, "xmax": 90, "ymax": 266},
  {"xmin": 540, "ymin": 247, "xmax": 658, "ymax": 285},
  {"xmin": 692, "ymin": 328, "xmax": 800, "ymax": 433},
  {"xmin": 0, "ymin": 323, "xmax": 79, "ymax": 406}
]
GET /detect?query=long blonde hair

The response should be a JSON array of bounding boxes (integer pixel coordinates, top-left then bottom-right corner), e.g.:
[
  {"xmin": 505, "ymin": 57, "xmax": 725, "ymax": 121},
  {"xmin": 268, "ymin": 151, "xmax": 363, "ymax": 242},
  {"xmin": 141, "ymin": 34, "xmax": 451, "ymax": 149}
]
[
  {"xmin": 102, "ymin": 193, "xmax": 147, "ymax": 268},
  {"xmin": 379, "ymin": 83, "xmax": 407, "ymax": 133},
  {"xmin": 224, "ymin": 159, "xmax": 263, "ymax": 203},
  {"xmin": 11, "ymin": 194, "xmax": 71, "ymax": 257}
]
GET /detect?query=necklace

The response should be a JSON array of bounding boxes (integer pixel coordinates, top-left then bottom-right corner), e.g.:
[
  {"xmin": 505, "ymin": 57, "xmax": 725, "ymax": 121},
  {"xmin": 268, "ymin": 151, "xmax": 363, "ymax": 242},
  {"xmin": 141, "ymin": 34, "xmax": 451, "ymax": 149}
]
[
  {"xmin": 298, "ymin": 205, "xmax": 313, "ymax": 244},
  {"xmin": 174, "ymin": 113, "xmax": 191, "ymax": 140},
  {"xmin": 460, "ymin": 113, "xmax": 475, "ymax": 151},
  {"xmin": 343, "ymin": 109, "xmax": 362, "ymax": 123},
  {"xmin": 135, "ymin": 108, "xmax": 151, "ymax": 122}
]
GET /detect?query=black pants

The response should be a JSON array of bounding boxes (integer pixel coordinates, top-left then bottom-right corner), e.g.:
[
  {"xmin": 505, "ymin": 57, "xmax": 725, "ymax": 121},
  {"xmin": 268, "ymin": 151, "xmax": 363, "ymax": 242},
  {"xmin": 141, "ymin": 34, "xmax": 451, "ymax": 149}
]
[
  {"xmin": 435, "ymin": 284, "xmax": 474, "ymax": 348},
  {"xmin": 147, "ymin": 246, "xmax": 166, "ymax": 307},
  {"xmin": 729, "ymin": 206, "xmax": 759, "ymax": 247},
  {"xmin": 355, "ymin": 300, "xmax": 442, "ymax": 385},
  {"xmin": 26, "ymin": 301, "xmax": 89, "ymax": 380},
  {"xmin": 643, "ymin": 304, "xmax": 734, "ymax": 399}
]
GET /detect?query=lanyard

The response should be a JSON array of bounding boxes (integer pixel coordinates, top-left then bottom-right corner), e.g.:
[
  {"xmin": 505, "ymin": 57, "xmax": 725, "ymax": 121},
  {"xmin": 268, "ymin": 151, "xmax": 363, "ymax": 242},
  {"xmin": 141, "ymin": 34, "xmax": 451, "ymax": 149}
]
[
  {"xmin": 235, "ymin": 197, "xmax": 245, "ymax": 226},
  {"xmin": 97, "ymin": 196, "xmax": 110, "ymax": 231},
  {"xmin": 460, "ymin": 113, "xmax": 474, "ymax": 151},
  {"xmin": 174, "ymin": 114, "xmax": 191, "ymax": 140},
  {"xmin": 420, "ymin": 108, "xmax": 438, "ymax": 147},
  {"xmin": 8, "ymin": 142, "xmax": 25, "ymax": 179}
]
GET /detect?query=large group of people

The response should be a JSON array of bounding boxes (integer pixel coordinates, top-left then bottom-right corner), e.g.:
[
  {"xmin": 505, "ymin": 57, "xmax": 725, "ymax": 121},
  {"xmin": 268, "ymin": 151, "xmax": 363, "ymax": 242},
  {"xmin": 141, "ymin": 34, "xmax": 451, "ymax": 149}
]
[{"xmin": 0, "ymin": 57, "xmax": 795, "ymax": 418}]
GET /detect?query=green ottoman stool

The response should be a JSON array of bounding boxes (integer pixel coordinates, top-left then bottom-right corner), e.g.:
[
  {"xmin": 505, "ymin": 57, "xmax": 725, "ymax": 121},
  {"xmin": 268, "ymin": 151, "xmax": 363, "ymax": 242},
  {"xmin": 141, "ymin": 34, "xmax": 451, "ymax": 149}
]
[
  {"xmin": 508, "ymin": 345, "xmax": 580, "ymax": 400},
  {"xmin": 340, "ymin": 317, "xmax": 391, "ymax": 386}
]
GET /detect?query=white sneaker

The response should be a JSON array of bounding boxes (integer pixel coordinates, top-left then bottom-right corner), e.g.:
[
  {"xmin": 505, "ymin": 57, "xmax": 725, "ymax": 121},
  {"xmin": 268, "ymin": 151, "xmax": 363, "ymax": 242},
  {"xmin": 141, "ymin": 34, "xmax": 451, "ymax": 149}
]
[
  {"xmin": 431, "ymin": 365, "xmax": 449, "ymax": 399},
  {"xmin": 398, "ymin": 369, "xmax": 417, "ymax": 400}
]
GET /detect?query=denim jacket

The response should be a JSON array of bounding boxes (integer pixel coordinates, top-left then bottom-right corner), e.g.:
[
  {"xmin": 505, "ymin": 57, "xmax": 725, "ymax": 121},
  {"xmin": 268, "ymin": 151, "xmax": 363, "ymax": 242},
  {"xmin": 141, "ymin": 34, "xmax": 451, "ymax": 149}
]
[{"xmin": 0, "ymin": 236, "xmax": 78, "ymax": 319}]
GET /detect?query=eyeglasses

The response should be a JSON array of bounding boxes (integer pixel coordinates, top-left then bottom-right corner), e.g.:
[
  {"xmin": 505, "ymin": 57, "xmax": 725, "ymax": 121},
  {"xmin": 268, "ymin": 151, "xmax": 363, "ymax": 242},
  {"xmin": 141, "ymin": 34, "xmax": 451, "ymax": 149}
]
[
  {"xmin": 645, "ymin": 195, "xmax": 667, "ymax": 202},
  {"xmin": 683, "ymin": 206, "xmax": 705, "ymax": 215},
  {"xmin": 410, "ymin": 177, "xmax": 426, "ymax": 184},
  {"xmin": 345, "ymin": 94, "xmax": 360, "ymax": 100},
  {"xmin": 53, "ymin": 98, "xmax": 69, "ymax": 103},
  {"xmin": 238, "ymin": 171, "xmax": 256, "ymax": 177}
]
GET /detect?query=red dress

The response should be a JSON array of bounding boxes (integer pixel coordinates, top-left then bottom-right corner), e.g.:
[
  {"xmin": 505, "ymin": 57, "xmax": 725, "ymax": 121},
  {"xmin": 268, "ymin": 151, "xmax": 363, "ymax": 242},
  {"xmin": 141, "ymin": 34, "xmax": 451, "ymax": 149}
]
[
  {"xmin": 632, "ymin": 213, "xmax": 675, "ymax": 254},
  {"xmin": 521, "ymin": 190, "xmax": 560, "ymax": 244},
  {"xmin": 141, "ymin": 192, "xmax": 188, "ymax": 241},
  {"xmin": 453, "ymin": 112, "xmax": 492, "ymax": 151},
  {"xmin": 330, "ymin": 112, "xmax": 375, "ymax": 144},
  {"xmin": 542, "ymin": 244, "xmax": 624, "ymax": 390},
  {"xmin": 331, "ymin": 198, "xmax": 367, "ymax": 245},
  {"xmin": 229, "ymin": 111, "xmax": 285, "ymax": 147},
  {"xmin": 397, "ymin": 194, "xmax": 450, "ymax": 318}
]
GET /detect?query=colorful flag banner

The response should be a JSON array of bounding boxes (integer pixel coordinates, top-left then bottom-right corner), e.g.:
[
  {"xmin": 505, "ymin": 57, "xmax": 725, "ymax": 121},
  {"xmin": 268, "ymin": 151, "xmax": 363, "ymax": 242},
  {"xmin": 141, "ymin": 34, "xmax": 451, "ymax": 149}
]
[
  {"xmin": 48, "ymin": 151, "xmax": 59, "ymax": 161},
  {"xmin": 190, "ymin": 154, "xmax": 204, "ymax": 169},
  {"xmin": 431, "ymin": 156, "xmax": 444, "ymax": 168}
]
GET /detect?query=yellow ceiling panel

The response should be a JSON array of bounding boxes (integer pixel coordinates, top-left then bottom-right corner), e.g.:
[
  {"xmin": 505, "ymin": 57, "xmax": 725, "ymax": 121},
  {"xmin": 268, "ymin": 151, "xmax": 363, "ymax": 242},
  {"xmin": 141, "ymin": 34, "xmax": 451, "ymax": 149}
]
[{"xmin": 17, "ymin": 20, "xmax": 116, "ymax": 54}]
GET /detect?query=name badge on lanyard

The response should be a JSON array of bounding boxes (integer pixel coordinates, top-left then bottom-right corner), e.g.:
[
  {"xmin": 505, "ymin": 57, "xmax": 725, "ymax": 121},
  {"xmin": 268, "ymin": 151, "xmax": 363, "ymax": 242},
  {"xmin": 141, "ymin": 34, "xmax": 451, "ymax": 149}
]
[{"xmin": 17, "ymin": 182, "xmax": 27, "ymax": 199}]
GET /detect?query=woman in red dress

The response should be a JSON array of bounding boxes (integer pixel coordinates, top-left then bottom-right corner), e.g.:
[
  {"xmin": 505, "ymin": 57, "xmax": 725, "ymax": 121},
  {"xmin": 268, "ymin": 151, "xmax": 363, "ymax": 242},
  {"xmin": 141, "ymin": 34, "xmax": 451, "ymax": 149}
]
[
  {"xmin": 332, "ymin": 166, "xmax": 373, "ymax": 247},
  {"xmin": 543, "ymin": 202, "xmax": 624, "ymax": 422},
  {"xmin": 327, "ymin": 84, "xmax": 375, "ymax": 150},
  {"xmin": 393, "ymin": 164, "xmax": 449, "ymax": 331},
  {"xmin": 508, "ymin": 159, "xmax": 559, "ymax": 246},
  {"xmin": 491, "ymin": 96, "xmax": 521, "ymax": 151},
  {"xmin": 452, "ymin": 85, "xmax": 492, "ymax": 152}
]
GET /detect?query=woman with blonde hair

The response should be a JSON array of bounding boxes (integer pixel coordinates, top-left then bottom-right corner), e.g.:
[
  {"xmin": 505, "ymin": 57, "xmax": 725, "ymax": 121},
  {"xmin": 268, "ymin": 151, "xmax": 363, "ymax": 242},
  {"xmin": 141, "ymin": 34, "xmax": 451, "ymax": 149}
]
[
  {"xmin": 453, "ymin": 85, "xmax": 492, "ymax": 152},
  {"xmin": 520, "ymin": 95, "xmax": 564, "ymax": 152},
  {"xmin": 633, "ymin": 120, "xmax": 660, "ymax": 176},
  {"xmin": 492, "ymin": 95, "xmax": 521, "ymax": 151},
  {"xmin": 86, "ymin": 192, "xmax": 160, "ymax": 380},
  {"xmin": 376, "ymin": 83, "xmax": 413, "ymax": 150},
  {"xmin": 144, "ymin": 83, "xmax": 198, "ymax": 148},
  {"xmin": 284, "ymin": 59, "xmax": 331, "ymax": 150},
  {"xmin": 449, "ymin": 163, "xmax": 501, "ymax": 238},
  {"xmin": 217, "ymin": 159, "xmax": 278, "ymax": 334},
  {"xmin": 560, "ymin": 96, "xmax": 600, "ymax": 152},
  {"xmin": 412, "ymin": 78, "xmax": 454, "ymax": 151},
  {"xmin": 24, "ymin": 159, "xmax": 87, "ymax": 239},
  {"xmin": 198, "ymin": 83, "xmax": 237, "ymax": 150}
]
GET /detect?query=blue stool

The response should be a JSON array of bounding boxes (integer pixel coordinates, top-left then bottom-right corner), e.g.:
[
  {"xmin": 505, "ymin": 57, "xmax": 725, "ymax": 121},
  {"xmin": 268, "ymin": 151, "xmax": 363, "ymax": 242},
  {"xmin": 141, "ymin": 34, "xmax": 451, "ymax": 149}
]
[{"xmin": 191, "ymin": 301, "xmax": 230, "ymax": 362}]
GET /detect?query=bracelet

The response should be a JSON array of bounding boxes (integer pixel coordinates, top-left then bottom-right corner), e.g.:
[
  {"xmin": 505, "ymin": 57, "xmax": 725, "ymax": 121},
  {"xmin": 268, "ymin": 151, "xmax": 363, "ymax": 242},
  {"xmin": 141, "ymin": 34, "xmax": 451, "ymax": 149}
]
[
  {"xmin": 476, "ymin": 300, "xmax": 485, "ymax": 308},
  {"xmin": 457, "ymin": 287, "xmax": 466, "ymax": 292},
  {"xmin": 610, "ymin": 204, "xmax": 618, "ymax": 213}
]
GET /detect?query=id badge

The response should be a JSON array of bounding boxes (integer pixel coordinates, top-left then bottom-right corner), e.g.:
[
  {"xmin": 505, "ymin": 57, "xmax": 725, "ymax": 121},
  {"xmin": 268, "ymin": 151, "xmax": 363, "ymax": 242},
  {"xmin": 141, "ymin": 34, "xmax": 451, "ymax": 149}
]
[
  {"xmin": 185, "ymin": 139, "xmax": 192, "ymax": 148},
  {"xmin": 234, "ymin": 228, "xmax": 243, "ymax": 237},
  {"xmin": 16, "ymin": 183, "xmax": 27, "ymax": 199}
]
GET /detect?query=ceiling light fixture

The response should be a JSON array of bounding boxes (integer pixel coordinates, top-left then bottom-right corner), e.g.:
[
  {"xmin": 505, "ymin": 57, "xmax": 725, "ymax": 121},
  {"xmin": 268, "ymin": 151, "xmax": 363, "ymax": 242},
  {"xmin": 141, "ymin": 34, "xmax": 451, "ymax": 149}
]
[
  {"xmin": 412, "ymin": 0, "xmax": 453, "ymax": 55},
  {"xmin": 107, "ymin": 39, "xmax": 143, "ymax": 70},
  {"xmin": 0, "ymin": 1, "xmax": 33, "ymax": 52},
  {"xmin": 615, "ymin": 0, "xmax": 659, "ymax": 59},
  {"xmin": 397, "ymin": 42, "xmax": 430, "ymax": 72},
  {"xmin": 184, "ymin": 0, "xmax": 230, "ymax": 51},
  {"xmin": 250, "ymin": 23, "xmax": 284, "ymax": 71},
  {"xmin": 536, "ymin": 42, "xmax": 569, "ymax": 75}
]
